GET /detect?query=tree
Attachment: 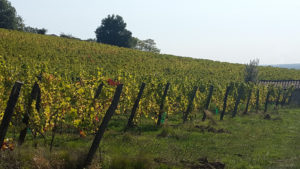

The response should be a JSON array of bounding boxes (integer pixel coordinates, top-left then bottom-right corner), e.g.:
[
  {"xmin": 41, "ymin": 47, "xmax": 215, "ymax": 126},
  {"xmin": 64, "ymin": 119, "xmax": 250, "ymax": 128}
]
[
  {"xmin": 244, "ymin": 59, "xmax": 259, "ymax": 83},
  {"xmin": 24, "ymin": 26, "xmax": 47, "ymax": 35},
  {"xmin": 135, "ymin": 38, "xmax": 160, "ymax": 53},
  {"xmin": 0, "ymin": 0, "xmax": 47, "ymax": 34},
  {"xmin": 60, "ymin": 33, "xmax": 81, "ymax": 40},
  {"xmin": 0, "ymin": 0, "xmax": 24, "ymax": 30},
  {"xmin": 85, "ymin": 38, "xmax": 97, "ymax": 42},
  {"xmin": 129, "ymin": 37, "xmax": 138, "ymax": 49},
  {"xmin": 37, "ymin": 28, "xmax": 47, "ymax": 35},
  {"xmin": 95, "ymin": 15, "xmax": 133, "ymax": 48}
]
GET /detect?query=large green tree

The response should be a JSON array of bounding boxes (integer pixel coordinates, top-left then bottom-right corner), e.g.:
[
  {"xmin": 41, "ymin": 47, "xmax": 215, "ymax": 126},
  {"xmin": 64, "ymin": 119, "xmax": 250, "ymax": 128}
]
[
  {"xmin": 0, "ymin": 0, "xmax": 24, "ymax": 30},
  {"xmin": 95, "ymin": 15, "xmax": 133, "ymax": 48}
]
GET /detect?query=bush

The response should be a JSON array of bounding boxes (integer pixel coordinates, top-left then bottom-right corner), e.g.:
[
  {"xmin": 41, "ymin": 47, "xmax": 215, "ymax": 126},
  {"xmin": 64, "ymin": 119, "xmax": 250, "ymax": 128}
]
[{"xmin": 244, "ymin": 59, "xmax": 259, "ymax": 83}]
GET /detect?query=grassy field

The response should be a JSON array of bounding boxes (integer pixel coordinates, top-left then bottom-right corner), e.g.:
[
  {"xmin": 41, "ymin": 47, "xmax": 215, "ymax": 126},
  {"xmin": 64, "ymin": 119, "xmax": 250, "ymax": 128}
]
[{"xmin": 0, "ymin": 107, "xmax": 299, "ymax": 169}]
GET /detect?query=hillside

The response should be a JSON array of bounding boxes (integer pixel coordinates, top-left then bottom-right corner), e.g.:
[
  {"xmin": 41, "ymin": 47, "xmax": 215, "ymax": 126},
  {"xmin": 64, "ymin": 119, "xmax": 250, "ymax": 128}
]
[
  {"xmin": 0, "ymin": 28, "xmax": 300, "ymax": 169},
  {"xmin": 1, "ymin": 28, "xmax": 300, "ymax": 84},
  {"xmin": 270, "ymin": 64, "xmax": 300, "ymax": 70}
]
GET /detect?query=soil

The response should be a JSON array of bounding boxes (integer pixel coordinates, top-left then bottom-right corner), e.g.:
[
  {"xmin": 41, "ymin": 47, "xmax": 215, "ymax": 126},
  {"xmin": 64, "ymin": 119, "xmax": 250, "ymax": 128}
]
[
  {"xmin": 195, "ymin": 125, "xmax": 231, "ymax": 134},
  {"xmin": 264, "ymin": 114, "xmax": 271, "ymax": 120},
  {"xmin": 264, "ymin": 114, "xmax": 283, "ymax": 121},
  {"xmin": 180, "ymin": 157, "xmax": 225, "ymax": 169},
  {"xmin": 154, "ymin": 157, "xmax": 225, "ymax": 169}
]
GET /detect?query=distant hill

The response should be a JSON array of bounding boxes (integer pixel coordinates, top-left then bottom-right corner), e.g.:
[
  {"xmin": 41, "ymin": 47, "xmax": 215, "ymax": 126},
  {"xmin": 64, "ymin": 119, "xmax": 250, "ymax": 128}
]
[{"xmin": 269, "ymin": 64, "xmax": 300, "ymax": 70}]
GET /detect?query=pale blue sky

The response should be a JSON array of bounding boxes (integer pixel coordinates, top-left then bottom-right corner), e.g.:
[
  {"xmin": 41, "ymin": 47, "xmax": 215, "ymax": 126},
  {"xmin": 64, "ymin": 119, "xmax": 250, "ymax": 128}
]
[{"xmin": 9, "ymin": 0, "xmax": 300, "ymax": 64}]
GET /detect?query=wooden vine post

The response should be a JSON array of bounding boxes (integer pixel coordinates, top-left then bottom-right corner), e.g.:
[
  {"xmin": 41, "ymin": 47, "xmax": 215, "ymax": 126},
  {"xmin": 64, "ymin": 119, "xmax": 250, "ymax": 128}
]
[
  {"xmin": 264, "ymin": 90, "xmax": 271, "ymax": 113},
  {"xmin": 183, "ymin": 86, "xmax": 198, "ymax": 123},
  {"xmin": 243, "ymin": 88, "xmax": 252, "ymax": 114},
  {"xmin": 94, "ymin": 82, "xmax": 104, "ymax": 101},
  {"xmin": 255, "ymin": 89, "xmax": 260, "ymax": 112},
  {"xmin": 125, "ymin": 82, "xmax": 146, "ymax": 130},
  {"xmin": 86, "ymin": 82, "xmax": 104, "ymax": 118},
  {"xmin": 0, "ymin": 81, "xmax": 23, "ymax": 149},
  {"xmin": 83, "ymin": 84, "xmax": 123, "ymax": 168},
  {"xmin": 50, "ymin": 113, "xmax": 58, "ymax": 152},
  {"xmin": 220, "ymin": 85, "xmax": 231, "ymax": 120},
  {"xmin": 281, "ymin": 90, "xmax": 287, "ymax": 106},
  {"xmin": 287, "ymin": 90, "xmax": 293, "ymax": 105},
  {"xmin": 232, "ymin": 85, "xmax": 244, "ymax": 118},
  {"xmin": 18, "ymin": 81, "xmax": 41, "ymax": 145},
  {"xmin": 275, "ymin": 90, "xmax": 281, "ymax": 109},
  {"xmin": 202, "ymin": 85, "xmax": 214, "ymax": 121},
  {"xmin": 157, "ymin": 83, "xmax": 170, "ymax": 126}
]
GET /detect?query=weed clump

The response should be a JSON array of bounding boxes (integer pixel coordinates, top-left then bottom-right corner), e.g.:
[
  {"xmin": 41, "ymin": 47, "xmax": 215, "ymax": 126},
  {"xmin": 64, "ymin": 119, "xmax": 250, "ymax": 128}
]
[{"xmin": 157, "ymin": 127, "xmax": 189, "ymax": 140}]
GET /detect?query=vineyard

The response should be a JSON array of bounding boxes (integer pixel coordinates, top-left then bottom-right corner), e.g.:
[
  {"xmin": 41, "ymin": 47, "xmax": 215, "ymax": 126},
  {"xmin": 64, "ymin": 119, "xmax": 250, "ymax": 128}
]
[{"xmin": 0, "ymin": 28, "xmax": 300, "ymax": 169}]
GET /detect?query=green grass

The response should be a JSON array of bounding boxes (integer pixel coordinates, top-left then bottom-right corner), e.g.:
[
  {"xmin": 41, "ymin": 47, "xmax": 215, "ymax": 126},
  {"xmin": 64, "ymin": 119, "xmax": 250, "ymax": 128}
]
[{"xmin": 1, "ymin": 108, "xmax": 299, "ymax": 169}]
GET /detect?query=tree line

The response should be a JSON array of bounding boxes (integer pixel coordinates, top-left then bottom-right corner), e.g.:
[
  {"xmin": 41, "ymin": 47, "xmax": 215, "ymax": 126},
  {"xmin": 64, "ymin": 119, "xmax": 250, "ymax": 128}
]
[{"xmin": 0, "ymin": 0, "xmax": 160, "ymax": 53}]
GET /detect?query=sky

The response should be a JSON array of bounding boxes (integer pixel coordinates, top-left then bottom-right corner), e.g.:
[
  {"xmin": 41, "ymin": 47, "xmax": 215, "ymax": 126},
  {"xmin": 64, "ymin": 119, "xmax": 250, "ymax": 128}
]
[{"xmin": 9, "ymin": 0, "xmax": 300, "ymax": 65}]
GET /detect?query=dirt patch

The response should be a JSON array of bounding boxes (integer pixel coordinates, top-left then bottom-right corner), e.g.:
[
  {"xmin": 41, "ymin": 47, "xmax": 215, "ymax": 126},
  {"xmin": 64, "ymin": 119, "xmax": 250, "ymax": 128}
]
[
  {"xmin": 154, "ymin": 157, "xmax": 168, "ymax": 164},
  {"xmin": 154, "ymin": 157, "xmax": 177, "ymax": 166},
  {"xmin": 180, "ymin": 157, "xmax": 225, "ymax": 169},
  {"xmin": 263, "ymin": 114, "xmax": 283, "ymax": 121},
  {"xmin": 264, "ymin": 114, "xmax": 271, "ymax": 120},
  {"xmin": 154, "ymin": 157, "xmax": 225, "ymax": 169},
  {"xmin": 234, "ymin": 153, "xmax": 243, "ymax": 157},
  {"xmin": 195, "ymin": 125, "xmax": 231, "ymax": 134},
  {"xmin": 272, "ymin": 117, "xmax": 282, "ymax": 121}
]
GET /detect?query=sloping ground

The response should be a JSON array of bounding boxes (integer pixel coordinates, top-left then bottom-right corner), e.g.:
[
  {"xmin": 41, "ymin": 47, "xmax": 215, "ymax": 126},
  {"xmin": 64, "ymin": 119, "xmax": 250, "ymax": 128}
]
[
  {"xmin": 271, "ymin": 64, "xmax": 300, "ymax": 70},
  {"xmin": 0, "ymin": 28, "xmax": 299, "ymax": 169},
  {"xmin": 1, "ymin": 28, "xmax": 300, "ymax": 84}
]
